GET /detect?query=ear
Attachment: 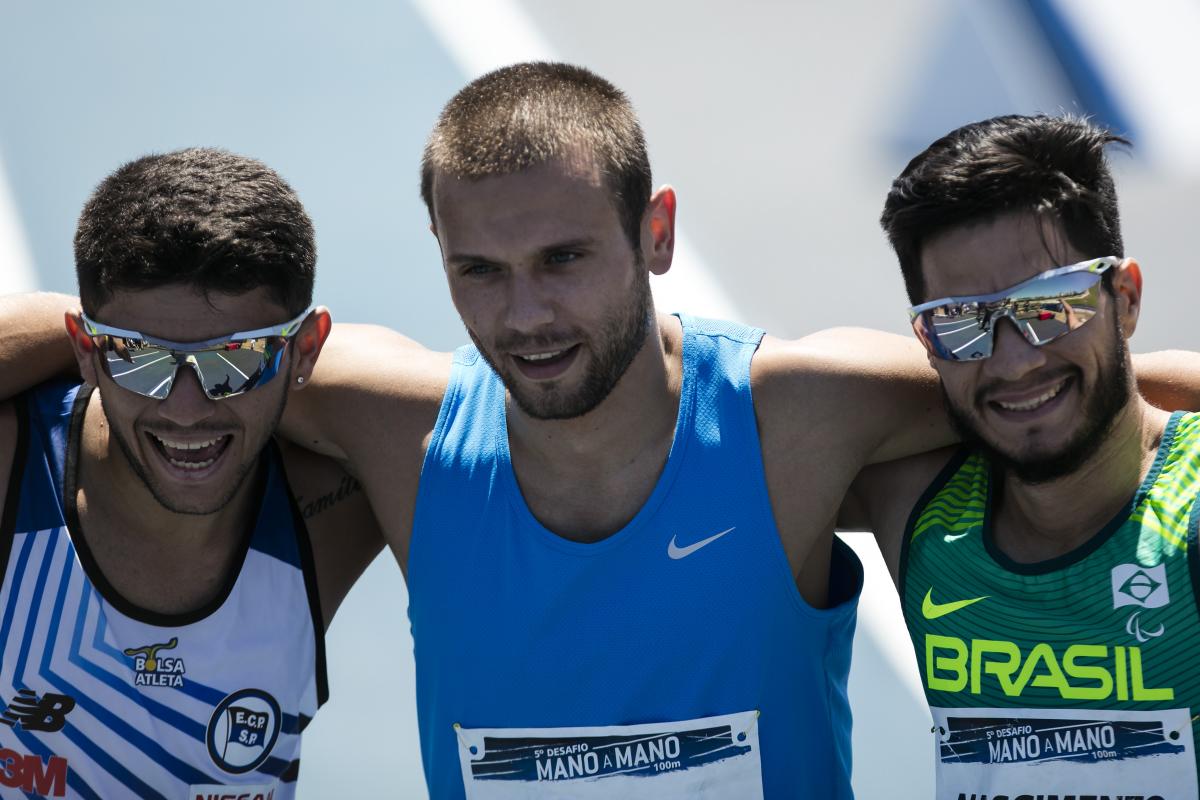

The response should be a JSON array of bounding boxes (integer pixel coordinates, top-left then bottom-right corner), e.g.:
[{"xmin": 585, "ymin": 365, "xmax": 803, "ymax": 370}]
[
  {"xmin": 290, "ymin": 307, "xmax": 332, "ymax": 390},
  {"xmin": 1111, "ymin": 258, "xmax": 1143, "ymax": 337},
  {"xmin": 641, "ymin": 185, "xmax": 676, "ymax": 276},
  {"xmin": 64, "ymin": 311, "xmax": 100, "ymax": 386}
]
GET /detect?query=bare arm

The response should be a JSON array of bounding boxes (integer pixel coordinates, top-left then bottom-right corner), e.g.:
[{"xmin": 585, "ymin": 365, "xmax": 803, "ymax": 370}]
[
  {"xmin": 1134, "ymin": 350, "xmax": 1200, "ymax": 411},
  {"xmin": 752, "ymin": 327, "xmax": 955, "ymax": 607},
  {"xmin": 0, "ymin": 293, "xmax": 77, "ymax": 397},
  {"xmin": 277, "ymin": 439, "xmax": 384, "ymax": 628},
  {"xmin": 281, "ymin": 323, "xmax": 451, "ymax": 571},
  {"xmin": 756, "ymin": 327, "xmax": 956, "ymax": 469}
]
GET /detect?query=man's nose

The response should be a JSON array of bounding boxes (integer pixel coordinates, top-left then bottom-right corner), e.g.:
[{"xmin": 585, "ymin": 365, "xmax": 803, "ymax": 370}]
[
  {"xmin": 503, "ymin": 273, "xmax": 556, "ymax": 334},
  {"xmin": 155, "ymin": 360, "xmax": 217, "ymax": 426},
  {"xmin": 983, "ymin": 316, "xmax": 1047, "ymax": 382}
]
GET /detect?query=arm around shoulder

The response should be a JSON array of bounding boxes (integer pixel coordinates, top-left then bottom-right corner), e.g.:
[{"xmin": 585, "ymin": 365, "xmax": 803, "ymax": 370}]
[
  {"xmin": 0, "ymin": 293, "xmax": 79, "ymax": 399},
  {"xmin": 1134, "ymin": 350, "xmax": 1200, "ymax": 412},
  {"xmin": 280, "ymin": 322, "xmax": 452, "ymax": 464},
  {"xmin": 753, "ymin": 327, "xmax": 955, "ymax": 467}
]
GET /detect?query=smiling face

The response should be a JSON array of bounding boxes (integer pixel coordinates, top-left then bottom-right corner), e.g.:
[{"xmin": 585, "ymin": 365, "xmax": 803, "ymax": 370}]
[
  {"xmin": 75, "ymin": 285, "xmax": 302, "ymax": 514},
  {"xmin": 920, "ymin": 212, "xmax": 1137, "ymax": 482},
  {"xmin": 432, "ymin": 157, "xmax": 655, "ymax": 420}
]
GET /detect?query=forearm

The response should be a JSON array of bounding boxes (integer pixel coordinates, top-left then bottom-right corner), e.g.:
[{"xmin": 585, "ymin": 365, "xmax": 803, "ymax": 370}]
[
  {"xmin": 1134, "ymin": 350, "xmax": 1200, "ymax": 412},
  {"xmin": 0, "ymin": 292, "xmax": 78, "ymax": 398}
]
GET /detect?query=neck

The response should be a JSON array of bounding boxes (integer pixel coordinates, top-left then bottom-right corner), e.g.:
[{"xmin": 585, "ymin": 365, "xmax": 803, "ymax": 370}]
[
  {"xmin": 505, "ymin": 313, "xmax": 683, "ymax": 541},
  {"xmin": 993, "ymin": 397, "xmax": 1171, "ymax": 563}
]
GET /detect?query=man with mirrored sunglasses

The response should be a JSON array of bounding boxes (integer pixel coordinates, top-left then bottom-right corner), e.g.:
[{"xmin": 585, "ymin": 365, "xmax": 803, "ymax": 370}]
[
  {"xmin": 841, "ymin": 114, "xmax": 1200, "ymax": 797},
  {"xmin": 0, "ymin": 148, "xmax": 381, "ymax": 797}
]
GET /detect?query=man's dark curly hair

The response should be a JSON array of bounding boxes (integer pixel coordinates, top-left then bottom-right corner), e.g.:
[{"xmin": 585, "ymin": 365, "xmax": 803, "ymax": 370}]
[
  {"xmin": 74, "ymin": 147, "xmax": 315, "ymax": 315},
  {"xmin": 881, "ymin": 115, "xmax": 1128, "ymax": 303}
]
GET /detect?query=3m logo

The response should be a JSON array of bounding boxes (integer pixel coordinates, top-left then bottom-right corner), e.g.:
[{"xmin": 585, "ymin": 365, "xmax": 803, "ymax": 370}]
[
  {"xmin": 0, "ymin": 689, "xmax": 75, "ymax": 733},
  {"xmin": 0, "ymin": 749, "xmax": 68, "ymax": 797},
  {"xmin": 1111, "ymin": 563, "xmax": 1170, "ymax": 609}
]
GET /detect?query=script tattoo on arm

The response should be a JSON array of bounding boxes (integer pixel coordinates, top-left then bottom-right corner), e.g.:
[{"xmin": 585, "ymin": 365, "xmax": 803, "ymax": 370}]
[{"xmin": 295, "ymin": 475, "xmax": 362, "ymax": 520}]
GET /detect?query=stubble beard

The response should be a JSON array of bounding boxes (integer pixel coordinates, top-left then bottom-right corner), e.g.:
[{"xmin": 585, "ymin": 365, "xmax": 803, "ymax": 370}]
[
  {"xmin": 945, "ymin": 315, "xmax": 1133, "ymax": 485},
  {"xmin": 472, "ymin": 266, "xmax": 654, "ymax": 421},
  {"xmin": 99, "ymin": 383, "xmax": 288, "ymax": 516}
]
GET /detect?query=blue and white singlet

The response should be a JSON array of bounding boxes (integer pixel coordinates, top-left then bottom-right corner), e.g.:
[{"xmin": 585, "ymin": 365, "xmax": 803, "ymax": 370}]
[
  {"xmin": 0, "ymin": 381, "xmax": 326, "ymax": 799},
  {"xmin": 409, "ymin": 315, "xmax": 863, "ymax": 799}
]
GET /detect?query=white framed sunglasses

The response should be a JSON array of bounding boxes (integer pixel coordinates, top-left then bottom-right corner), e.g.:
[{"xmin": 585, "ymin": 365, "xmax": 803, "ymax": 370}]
[
  {"xmin": 80, "ymin": 309, "xmax": 312, "ymax": 399},
  {"xmin": 908, "ymin": 257, "xmax": 1120, "ymax": 361}
]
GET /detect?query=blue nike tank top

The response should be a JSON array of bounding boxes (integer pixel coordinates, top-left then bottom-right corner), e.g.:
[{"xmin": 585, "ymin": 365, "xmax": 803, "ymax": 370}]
[
  {"xmin": 409, "ymin": 314, "xmax": 862, "ymax": 799},
  {"xmin": 0, "ymin": 381, "xmax": 325, "ymax": 799}
]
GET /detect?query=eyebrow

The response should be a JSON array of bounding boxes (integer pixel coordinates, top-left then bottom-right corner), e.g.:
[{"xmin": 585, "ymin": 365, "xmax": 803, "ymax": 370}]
[{"xmin": 444, "ymin": 237, "xmax": 600, "ymax": 266}]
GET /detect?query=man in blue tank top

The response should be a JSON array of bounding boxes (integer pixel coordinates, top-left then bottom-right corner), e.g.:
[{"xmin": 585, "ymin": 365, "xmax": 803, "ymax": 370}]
[
  {"xmin": 3, "ymin": 71, "xmax": 1198, "ymax": 798},
  {"xmin": 0, "ymin": 149, "xmax": 381, "ymax": 797}
]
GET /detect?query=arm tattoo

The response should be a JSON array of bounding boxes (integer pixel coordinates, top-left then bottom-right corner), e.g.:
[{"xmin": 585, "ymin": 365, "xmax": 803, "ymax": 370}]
[{"xmin": 296, "ymin": 475, "xmax": 362, "ymax": 520}]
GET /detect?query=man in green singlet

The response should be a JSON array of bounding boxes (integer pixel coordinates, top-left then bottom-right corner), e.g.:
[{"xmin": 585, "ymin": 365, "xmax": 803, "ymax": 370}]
[{"xmin": 843, "ymin": 115, "xmax": 1200, "ymax": 798}]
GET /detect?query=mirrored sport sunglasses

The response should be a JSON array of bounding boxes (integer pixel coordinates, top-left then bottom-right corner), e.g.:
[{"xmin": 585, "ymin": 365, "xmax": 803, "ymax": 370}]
[
  {"xmin": 80, "ymin": 309, "xmax": 311, "ymax": 400},
  {"xmin": 907, "ymin": 257, "xmax": 1120, "ymax": 362}
]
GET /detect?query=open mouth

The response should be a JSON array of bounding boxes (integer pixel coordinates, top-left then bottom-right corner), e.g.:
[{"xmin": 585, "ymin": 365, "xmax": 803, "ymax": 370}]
[
  {"xmin": 511, "ymin": 344, "xmax": 580, "ymax": 380},
  {"xmin": 146, "ymin": 432, "xmax": 232, "ymax": 473},
  {"xmin": 988, "ymin": 377, "xmax": 1072, "ymax": 416}
]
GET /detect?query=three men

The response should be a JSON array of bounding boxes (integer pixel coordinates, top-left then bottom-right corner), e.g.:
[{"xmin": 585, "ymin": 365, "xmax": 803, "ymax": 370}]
[
  {"xmin": 0, "ymin": 148, "xmax": 379, "ymax": 797},
  {"xmin": 846, "ymin": 115, "xmax": 1200, "ymax": 797},
  {"xmin": 3, "ymin": 71, "xmax": 1197, "ymax": 800}
]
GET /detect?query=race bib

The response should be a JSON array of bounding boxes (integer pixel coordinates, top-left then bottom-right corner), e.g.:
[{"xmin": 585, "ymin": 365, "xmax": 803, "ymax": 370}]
[
  {"xmin": 932, "ymin": 706, "xmax": 1198, "ymax": 800},
  {"xmin": 454, "ymin": 710, "xmax": 763, "ymax": 799}
]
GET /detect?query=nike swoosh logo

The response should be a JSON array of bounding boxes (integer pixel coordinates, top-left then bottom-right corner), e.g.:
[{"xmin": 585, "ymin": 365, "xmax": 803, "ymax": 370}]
[
  {"xmin": 922, "ymin": 588, "xmax": 988, "ymax": 620},
  {"xmin": 668, "ymin": 527, "xmax": 736, "ymax": 560}
]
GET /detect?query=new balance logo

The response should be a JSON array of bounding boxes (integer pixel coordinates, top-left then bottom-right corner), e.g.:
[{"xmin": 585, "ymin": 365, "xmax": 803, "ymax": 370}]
[{"xmin": 0, "ymin": 689, "xmax": 75, "ymax": 733}]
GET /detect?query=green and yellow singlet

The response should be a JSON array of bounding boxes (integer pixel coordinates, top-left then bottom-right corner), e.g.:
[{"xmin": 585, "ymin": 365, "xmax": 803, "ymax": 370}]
[{"xmin": 902, "ymin": 412, "xmax": 1200, "ymax": 800}]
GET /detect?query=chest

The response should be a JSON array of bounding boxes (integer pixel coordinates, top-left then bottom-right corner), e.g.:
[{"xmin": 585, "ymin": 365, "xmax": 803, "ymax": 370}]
[
  {"xmin": 905, "ymin": 525, "xmax": 1200, "ymax": 709},
  {"xmin": 0, "ymin": 527, "xmax": 318, "ymax": 792}
]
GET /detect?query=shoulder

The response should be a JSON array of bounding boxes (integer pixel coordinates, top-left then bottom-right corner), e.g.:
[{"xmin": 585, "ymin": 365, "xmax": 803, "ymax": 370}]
[
  {"xmin": 752, "ymin": 326, "xmax": 951, "ymax": 465},
  {"xmin": 751, "ymin": 328, "xmax": 921, "ymax": 445},
  {"xmin": 752, "ymin": 327, "xmax": 933, "ymax": 398},
  {"xmin": 285, "ymin": 324, "xmax": 453, "ymax": 459}
]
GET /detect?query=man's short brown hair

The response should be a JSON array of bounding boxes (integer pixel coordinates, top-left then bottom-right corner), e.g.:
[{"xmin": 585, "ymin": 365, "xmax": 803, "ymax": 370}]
[{"xmin": 421, "ymin": 62, "xmax": 652, "ymax": 250}]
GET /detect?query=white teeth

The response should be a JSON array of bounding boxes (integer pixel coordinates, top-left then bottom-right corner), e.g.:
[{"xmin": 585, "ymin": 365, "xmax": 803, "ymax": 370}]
[
  {"xmin": 167, "ymin": 456, "xmax": 217, "ymax": 470},
  {"xmin": 151, "ymin": 433, "xmax": 223, "ymax": 450},
  {"xmin": 997, "ymin": 381, "xmax": 1067, "ymax": 412},
  {"xmin": 519, "ymin": 350, "xmax": 566, "ymax": 362}
]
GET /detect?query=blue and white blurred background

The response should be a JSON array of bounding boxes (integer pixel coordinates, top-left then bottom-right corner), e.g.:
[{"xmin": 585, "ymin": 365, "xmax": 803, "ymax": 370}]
[{"xmin": 2, "ymin": 1, "xmax": 1197, "ymax": 796}]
